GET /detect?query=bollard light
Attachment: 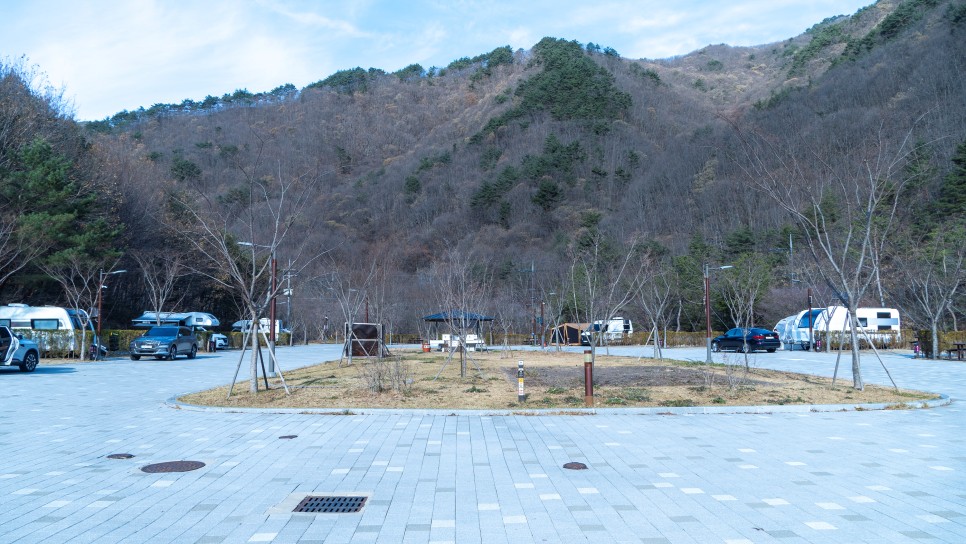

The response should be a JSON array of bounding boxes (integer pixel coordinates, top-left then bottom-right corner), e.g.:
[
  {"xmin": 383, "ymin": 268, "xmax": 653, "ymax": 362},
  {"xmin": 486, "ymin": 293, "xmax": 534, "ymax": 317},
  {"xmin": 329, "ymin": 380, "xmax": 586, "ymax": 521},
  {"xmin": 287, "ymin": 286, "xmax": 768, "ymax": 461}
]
[
  {"xmin": 583, "ymin": 350, "xmax": 594, "ymax": 407},
  {"xmin": 517, "ymin": 360, "xmax": 526, "ymax": 402}
]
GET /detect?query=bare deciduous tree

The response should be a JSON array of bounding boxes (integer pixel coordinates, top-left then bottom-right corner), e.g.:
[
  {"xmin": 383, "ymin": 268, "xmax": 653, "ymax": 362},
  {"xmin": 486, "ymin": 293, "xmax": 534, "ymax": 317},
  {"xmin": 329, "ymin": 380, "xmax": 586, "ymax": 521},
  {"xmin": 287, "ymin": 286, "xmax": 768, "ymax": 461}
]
[
  {"xmin": 130, "ymin": 250, "xmax": 186, "ymax": 324},
  {"xmin": 431, "ymin": 245, "xmax": 490, "ymax": 377},
  {"xmin": 890, "ymin": 225, "xmax": 966, "ymax": 359},
  {"xmin": 734, "ymin": 119, "xmax": 925, "ymax": 390},
  {"xmin": 42, "ymin": 253, "xmax": 118, "ymax": 359},
  {"xmin": 567, "ymin": 232, "xmax": 648, "ymax": 356},
  {"xmin": 167, "ymin": 141, "xmax": 329, "ymax": 393}
]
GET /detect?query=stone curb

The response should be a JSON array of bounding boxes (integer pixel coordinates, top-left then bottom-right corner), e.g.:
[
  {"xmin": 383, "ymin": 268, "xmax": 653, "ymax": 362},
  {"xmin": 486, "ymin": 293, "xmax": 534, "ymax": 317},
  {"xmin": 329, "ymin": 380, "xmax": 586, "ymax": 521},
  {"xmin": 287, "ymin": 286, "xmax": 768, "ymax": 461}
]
[{"xmin": 166, "ymin": 393, "xmax": 950, "ymax": 417}]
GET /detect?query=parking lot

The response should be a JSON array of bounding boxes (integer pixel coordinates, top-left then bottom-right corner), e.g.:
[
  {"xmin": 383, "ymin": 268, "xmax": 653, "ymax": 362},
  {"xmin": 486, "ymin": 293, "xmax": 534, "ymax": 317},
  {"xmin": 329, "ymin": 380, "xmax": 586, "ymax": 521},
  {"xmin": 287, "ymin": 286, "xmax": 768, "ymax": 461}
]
[{"xmin": 1, "ymin": 345, "xmax": 964, "ymax": 543}]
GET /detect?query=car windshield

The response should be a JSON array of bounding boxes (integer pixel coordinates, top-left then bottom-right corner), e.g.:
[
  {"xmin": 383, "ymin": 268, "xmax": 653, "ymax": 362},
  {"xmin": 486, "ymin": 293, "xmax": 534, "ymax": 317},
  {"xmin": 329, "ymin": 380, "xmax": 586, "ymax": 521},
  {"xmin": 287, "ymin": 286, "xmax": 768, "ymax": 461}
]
[{"xmin": 145, "ymin": 327, "xmax": 178, "ymax": 337}]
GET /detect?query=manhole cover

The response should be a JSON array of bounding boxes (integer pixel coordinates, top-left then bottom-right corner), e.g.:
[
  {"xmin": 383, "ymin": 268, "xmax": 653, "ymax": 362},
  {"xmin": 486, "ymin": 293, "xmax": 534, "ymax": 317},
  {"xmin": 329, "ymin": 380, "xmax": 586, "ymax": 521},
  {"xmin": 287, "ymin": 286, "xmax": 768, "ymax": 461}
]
[
  {"xmin": 563, "ymin": 462, "xmax": 588, "ymax": 470},
  {"xmin": 279, "ymin": 435, "xmax": 297, "ymax": 439},
  {"xmin": 293, "ymin": 495, "xmax": 367, "ymax": 513},
  {"xmin": 107, "ymin": 453, "xmax": 134, "ymax": 459},
  {"xmin": 141, "ymin": 460, "xmax": 206, "ymax": 473}
]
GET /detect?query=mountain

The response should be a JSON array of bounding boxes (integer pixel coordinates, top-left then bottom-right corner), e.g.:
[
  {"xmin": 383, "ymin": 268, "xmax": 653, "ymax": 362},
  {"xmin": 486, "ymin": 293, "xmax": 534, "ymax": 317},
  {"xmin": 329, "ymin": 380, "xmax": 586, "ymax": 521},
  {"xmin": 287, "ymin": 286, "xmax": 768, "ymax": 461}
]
[{"xmin": 3, "ymin": 0, "xmax": 965, "ymax": 333}]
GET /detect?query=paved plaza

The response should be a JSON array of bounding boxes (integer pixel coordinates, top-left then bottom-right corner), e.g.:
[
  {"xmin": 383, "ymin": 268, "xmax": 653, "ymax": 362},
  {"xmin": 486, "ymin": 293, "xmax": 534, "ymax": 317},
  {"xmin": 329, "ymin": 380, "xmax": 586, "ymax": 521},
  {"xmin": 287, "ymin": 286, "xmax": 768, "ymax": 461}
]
[{"xmin": 1, "ymin": 344, "xmax": 964, "ymax": 543}]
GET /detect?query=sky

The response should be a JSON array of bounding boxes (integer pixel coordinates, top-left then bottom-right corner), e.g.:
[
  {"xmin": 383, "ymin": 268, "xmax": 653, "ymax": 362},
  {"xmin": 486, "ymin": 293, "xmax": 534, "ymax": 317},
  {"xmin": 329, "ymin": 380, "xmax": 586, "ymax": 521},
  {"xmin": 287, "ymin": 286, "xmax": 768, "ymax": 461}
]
[{"xmin": 1, "ymin": 0, "xmax": 874, "ymax": 121}]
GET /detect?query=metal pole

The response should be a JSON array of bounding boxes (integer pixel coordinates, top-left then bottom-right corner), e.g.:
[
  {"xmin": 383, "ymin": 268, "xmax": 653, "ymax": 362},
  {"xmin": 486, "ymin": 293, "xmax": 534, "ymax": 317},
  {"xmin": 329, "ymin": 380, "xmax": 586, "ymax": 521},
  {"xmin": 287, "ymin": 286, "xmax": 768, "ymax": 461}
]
[
  {"xmin": 286, "ymin": 260, "xmax": 293, "ymax": 347},
  {"xmin": 808, "ymin": 287, "xmax": 813, "ymax": 351},
  {"xmin": 269, "ymin": 252, "xmax": 277, "ymax": 376},
  {"xmin": 704, "ymin": 263, "xmax": 712, "ymax": 364},
  {"xmin": 96, "ymin": 269, "xmax": 103, "ymax": 361},
  {"xmin": 540, "ymin": 301, "xmax": 545, "ymax": 347},
  {"xmin": 517, "ymin": 360, "xmax": 525, "ymax": 402}
]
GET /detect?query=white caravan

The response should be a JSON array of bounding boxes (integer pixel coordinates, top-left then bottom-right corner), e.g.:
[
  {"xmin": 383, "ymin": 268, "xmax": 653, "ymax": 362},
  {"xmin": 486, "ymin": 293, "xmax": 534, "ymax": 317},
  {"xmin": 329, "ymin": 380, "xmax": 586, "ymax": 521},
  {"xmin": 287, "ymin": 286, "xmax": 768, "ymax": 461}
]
[
  {"xmin": 775, "ymin": 306, "xmax": 901, "ymax": 349},
  {"xmin": 581, "ymin": 317, "xmax": 633, "ymax": 345},
  {"xmin": 132, "ymin": 311, "xmax": 220, "ymax": 329},
  {"xmin": 0, "ymin": 303, "xmax": 95, "ymax": 355}
]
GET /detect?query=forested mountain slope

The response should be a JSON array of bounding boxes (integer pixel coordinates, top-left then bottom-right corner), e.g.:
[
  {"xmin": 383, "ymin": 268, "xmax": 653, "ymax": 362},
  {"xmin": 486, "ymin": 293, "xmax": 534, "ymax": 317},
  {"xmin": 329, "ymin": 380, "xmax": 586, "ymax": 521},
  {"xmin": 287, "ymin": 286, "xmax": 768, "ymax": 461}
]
[{"xmin": 2, "ymin": 0, "xmax": 964, "ymax": 334}]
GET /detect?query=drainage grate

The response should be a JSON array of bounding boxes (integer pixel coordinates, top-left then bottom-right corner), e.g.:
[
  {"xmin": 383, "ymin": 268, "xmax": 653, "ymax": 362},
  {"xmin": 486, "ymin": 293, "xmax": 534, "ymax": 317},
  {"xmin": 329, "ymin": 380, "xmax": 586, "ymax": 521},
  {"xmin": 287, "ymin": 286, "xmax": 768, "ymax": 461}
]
[
  {"xmin": 563, "ymin": 462, "xmax": 588, "ymax": 470},
  {"xmin": 107, "ymin": 453, "xmax": 134, "ymax": 459},
  {"xmin": 293, "ymin": 495, "xmax": 367, "ymax": 513},
  {"xmin": 279, "ymin": 435, "xmax": 297, "ymax": 439},
  {"xmin": 141, "ymin": 460, "xmax": 206, "ymax": 473}
]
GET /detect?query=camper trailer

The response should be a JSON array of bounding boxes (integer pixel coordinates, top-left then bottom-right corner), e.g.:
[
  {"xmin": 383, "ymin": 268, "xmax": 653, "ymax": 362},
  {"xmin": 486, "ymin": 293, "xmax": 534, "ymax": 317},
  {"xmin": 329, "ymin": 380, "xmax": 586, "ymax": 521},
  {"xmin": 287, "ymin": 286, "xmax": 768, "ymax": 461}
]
[
  {"xmin": 132, "ymin": 311, "xmax": 220, "ymax": 329},
  {"xmin": 581, "ymin": 317, "xmax": 633, "ymax": 345},
  {"xmin": 0, "ymin": 303, "xmax": 95, "ymax": 355},
  {"xmin": 775, "ymin": 306, "xmax": 901, "ymax": 349}
]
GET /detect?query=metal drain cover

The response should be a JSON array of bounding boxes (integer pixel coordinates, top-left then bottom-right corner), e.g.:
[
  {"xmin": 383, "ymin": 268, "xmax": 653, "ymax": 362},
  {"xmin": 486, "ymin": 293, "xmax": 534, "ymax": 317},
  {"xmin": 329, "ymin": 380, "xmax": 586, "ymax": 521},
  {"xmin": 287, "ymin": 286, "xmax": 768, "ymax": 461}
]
[
  {"xmin": 107, "ymin": 453, "xmax": 134, "ymax": 459},
  {"xmin": 141, "ymin": 460, "xmax": 206, "ymax": 473},
  {"xmin": 279, "ymin": 435, "xmax": 297, "ymax": 439},
  {"xmin": 293, "ymin": 495, "xmax": 367, "ymax": 513},
  {"xmin": 563, "ymin": 462, "xmax": 588, "ymax": 470}
]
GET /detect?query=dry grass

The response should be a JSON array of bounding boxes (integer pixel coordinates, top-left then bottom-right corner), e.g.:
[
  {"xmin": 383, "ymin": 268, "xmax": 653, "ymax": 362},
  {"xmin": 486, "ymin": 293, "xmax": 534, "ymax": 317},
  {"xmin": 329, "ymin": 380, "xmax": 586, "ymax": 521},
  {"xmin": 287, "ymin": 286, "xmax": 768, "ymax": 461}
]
[{"xmin": 177, "ymin": 349, "xmax": 937, "ymax": 410}]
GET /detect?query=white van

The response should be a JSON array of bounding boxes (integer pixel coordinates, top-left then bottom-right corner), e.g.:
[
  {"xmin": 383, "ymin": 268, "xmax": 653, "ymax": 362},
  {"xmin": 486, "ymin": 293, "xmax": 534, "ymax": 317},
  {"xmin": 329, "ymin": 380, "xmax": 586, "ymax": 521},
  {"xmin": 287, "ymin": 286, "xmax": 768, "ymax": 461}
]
[{"xmin": 0, "ymin": 303, "xmax": 95, "ymax": 356}]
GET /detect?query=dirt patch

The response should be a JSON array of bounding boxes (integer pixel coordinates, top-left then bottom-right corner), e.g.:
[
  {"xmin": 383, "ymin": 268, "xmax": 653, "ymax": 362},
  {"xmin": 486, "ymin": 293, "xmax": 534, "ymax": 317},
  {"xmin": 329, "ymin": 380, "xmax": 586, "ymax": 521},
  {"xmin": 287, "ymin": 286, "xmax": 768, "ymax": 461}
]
[
  {"xmin": 509, "ymin": 364, "xmax": 779, "ymax": 389},
  {"xmin": 177, "ymin": 349, "xmax": 938, "ymax": 411}
]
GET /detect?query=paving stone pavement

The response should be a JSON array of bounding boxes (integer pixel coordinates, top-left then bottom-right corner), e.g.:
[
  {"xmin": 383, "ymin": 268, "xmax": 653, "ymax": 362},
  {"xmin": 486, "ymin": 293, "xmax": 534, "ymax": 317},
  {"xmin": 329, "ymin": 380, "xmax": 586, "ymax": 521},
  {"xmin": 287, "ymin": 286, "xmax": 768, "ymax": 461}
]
[{"xmin": 1, "ymin": 344, "xmax": 964, "ymax": 543}]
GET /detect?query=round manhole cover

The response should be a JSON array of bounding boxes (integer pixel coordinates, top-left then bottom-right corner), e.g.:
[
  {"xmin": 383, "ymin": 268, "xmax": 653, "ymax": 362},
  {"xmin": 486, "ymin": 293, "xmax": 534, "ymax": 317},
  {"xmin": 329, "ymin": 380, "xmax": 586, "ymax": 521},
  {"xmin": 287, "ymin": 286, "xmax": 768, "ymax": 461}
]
[
  {"xmin": 107, "ymin": 453, "xmax": 135, "ymax": 459},
  {"xmin": 563, "ymin": 462, "xmax": 588, "ymax": 470},
  {"xmin": 279, "ymin": 435, "xmax": 297, "ymax": 439},
  {"xmin": 141, "ymin": 461, "xmax": 205, "ymax": 473}
]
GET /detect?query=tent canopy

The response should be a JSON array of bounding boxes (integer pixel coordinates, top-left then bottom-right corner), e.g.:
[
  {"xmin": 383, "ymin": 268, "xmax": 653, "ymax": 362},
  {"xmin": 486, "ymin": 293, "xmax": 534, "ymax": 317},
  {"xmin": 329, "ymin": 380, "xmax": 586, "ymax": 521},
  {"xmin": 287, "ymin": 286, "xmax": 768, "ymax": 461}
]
[
  {"xmin": 550, "ymin": 322, "xmax": 589, "ymax": 345},
  {"xmin": 423, "ymin": 311, "xmax": 493, "ymax": 337},
  {"xmin": 423, "ymin": 311, "xmax": 493, "ymax": 323}
]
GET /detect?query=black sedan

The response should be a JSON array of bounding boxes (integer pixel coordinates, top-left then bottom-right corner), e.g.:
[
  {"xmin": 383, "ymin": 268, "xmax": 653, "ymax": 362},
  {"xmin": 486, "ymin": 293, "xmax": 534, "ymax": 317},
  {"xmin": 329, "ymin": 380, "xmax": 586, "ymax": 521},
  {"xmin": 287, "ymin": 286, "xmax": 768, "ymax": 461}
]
[{"xmin": 711, "ymin": 327, "xmax": 781, "ymax": 353}]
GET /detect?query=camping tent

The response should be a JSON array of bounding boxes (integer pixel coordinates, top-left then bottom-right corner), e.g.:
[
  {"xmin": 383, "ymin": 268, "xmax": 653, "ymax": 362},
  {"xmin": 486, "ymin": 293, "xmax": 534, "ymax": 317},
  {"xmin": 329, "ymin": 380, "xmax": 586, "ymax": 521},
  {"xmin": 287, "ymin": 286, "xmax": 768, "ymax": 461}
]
[{"xmin": 550, "ymin": 323, "xmax": 588, "ymax": 345}]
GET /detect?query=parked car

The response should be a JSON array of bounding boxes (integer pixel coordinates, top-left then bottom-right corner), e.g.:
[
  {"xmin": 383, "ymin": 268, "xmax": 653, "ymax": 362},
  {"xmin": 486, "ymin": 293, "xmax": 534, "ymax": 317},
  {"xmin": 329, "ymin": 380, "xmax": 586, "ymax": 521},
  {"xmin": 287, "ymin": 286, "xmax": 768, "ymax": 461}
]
[
  {"xmin": 0, "ymin": 325, "xmax": 41, "ymax": 372},
  {"xmin": 211, "ymin": 333, "xmax": 228, "ymax": 349},
  {"xmin": 711, "ymin": 327, "xmax": 781, "ymax": 353},
  {"xmin": 129, "ymin": 326, "xmax": 199, "ymax": 360}
]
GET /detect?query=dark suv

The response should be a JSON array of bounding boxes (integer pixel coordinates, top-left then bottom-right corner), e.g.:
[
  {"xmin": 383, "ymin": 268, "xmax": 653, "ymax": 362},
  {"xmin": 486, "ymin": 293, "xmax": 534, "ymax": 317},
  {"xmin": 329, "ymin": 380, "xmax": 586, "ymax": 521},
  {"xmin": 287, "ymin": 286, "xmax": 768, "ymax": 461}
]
[{"xmin": 130, "ymin": 326, "xmax": 199, "ymax": 360}]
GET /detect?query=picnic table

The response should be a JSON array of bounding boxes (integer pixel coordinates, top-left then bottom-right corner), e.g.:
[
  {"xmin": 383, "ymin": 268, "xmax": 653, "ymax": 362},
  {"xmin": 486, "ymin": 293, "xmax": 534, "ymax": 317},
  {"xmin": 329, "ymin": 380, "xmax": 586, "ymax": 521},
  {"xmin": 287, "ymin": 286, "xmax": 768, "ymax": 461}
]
[{"xmin": 950, "ymin": 342, "xmax": 966, "ymax": 361}]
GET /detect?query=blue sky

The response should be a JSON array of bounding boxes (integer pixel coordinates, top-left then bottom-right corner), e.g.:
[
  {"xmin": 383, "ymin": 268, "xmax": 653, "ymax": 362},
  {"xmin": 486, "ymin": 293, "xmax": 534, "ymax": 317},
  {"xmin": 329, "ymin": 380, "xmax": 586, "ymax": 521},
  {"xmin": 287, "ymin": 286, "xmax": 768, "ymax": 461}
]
[{"xmin": 2, "ymin": 0, "xmax": 873, "ymax": 121}]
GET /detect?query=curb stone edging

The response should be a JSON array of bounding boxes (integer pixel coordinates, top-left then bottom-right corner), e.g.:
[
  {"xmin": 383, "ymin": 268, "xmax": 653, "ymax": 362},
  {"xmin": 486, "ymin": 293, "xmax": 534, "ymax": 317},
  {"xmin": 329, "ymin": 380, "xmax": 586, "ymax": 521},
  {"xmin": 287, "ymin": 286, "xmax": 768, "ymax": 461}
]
[{"xmin": 165, "ymin": 393, "xmax": 950, "ymax": 417}]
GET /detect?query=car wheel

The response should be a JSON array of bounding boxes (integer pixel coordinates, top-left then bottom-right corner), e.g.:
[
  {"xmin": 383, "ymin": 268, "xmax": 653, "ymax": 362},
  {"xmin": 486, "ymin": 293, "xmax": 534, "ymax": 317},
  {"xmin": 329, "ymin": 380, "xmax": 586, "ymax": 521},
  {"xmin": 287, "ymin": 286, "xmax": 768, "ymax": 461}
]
[
  {"xmin": 711, "ymin": 341, "xmax": 720, "ymax": 353},
  {"xmin": 767, "ymin": 348, "xmax": 776, "ymax": 353},
  {"xmin": 168, "ymin": 347, "xmax": 177, "ymax": 361},
  {"xmin": 18, "ymin": 351, "xmax": 38, "ymax": 372},
  {"xmin": 188, "ymin": 345, "xmax": 197, "ymax": 359},
  {"xmin": 130, "ymin": 354, "xmax": 141, "ymax": 361}
]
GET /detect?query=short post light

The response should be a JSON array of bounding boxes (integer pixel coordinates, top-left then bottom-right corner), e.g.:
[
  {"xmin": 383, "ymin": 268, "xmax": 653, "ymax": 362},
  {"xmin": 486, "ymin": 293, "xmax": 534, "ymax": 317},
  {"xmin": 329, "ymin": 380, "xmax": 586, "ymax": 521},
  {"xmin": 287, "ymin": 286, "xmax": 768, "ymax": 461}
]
[{"xmin": 96, "ymin": 268, "xmax": 126, "ymax": 360}]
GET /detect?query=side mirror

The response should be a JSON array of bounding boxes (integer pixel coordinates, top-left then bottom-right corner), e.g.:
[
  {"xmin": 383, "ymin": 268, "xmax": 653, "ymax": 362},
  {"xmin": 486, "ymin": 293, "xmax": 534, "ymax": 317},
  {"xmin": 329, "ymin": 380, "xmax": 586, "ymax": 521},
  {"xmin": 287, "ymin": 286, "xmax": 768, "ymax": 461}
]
[{"xmin": 16, "ymin": 333, "xmax": 24, "ymax": 340}]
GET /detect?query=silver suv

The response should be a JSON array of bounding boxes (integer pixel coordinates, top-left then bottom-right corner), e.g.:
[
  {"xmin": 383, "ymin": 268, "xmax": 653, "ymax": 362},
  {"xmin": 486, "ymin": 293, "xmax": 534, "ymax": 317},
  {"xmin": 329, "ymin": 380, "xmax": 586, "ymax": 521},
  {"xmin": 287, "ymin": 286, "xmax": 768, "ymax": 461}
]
[
  {"xmin": 0, "ymin": 326, "xmax": 41, "ymax": 372},
  {"xmin": 129, "ymin": 326, "xmax": 199, "ymax": 360}
]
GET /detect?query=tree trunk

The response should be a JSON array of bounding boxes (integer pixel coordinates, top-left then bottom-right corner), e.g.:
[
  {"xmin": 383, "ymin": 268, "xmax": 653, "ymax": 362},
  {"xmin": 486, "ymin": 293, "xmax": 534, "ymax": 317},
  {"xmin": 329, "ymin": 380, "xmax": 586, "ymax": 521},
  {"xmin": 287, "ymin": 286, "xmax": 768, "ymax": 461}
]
[
  {"xmin": 250, "ymin": 317, "xmax": 259, "ymax": 393},
  {"xmin": 849, "ymin": 309, "xmax": 864, "ymax": 390},
  {"xmin": 931, "ymin": 320, "xmax": 940, "ymax": 360}
]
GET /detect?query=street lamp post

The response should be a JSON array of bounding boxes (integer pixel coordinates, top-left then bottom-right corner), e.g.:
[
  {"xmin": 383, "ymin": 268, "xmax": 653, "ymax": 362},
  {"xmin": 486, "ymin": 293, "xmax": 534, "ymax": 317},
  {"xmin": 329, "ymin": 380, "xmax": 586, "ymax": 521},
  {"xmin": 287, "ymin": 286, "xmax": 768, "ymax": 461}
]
[
  {"xmin": 704, "ymin": 263, "xmax": 732, "ymax": 363},
  {"xmin": 96, "ymin": 268, "xmax": 126, "ymax": 360}
]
